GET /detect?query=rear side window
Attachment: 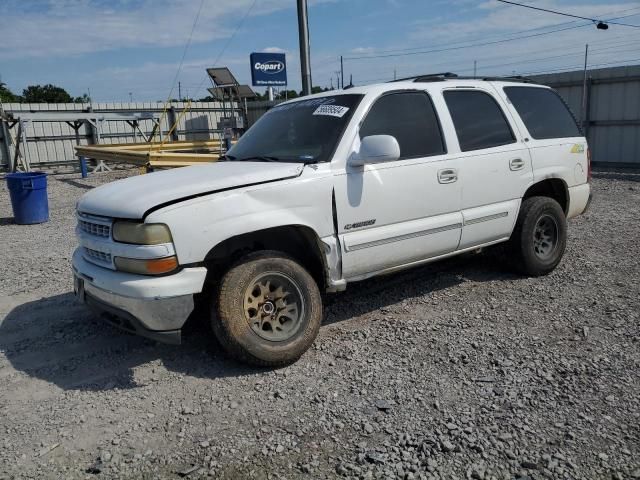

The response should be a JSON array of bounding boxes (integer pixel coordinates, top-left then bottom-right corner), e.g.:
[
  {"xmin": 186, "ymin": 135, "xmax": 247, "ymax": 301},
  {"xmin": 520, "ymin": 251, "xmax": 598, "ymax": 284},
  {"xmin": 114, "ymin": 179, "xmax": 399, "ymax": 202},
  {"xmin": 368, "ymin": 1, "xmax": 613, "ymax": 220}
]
[
  {"xmin": 444, "ymin": 90, "xmax": 515, "ymax": 152},
  {"xmin": 504, "ymin": 86, "xmax": 581, "ymax": 139},
  {"xmin": 360, "ymin": 91, "xmax": 446, "ymax": 159}
]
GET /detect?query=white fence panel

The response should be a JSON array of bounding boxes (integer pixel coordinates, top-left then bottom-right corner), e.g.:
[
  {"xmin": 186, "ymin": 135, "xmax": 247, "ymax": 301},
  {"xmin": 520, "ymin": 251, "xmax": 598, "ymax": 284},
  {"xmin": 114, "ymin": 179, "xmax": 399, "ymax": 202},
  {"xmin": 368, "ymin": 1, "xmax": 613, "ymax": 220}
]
[{"xmin": 0, "ymin": 101, "xmax": 243, "ymax": 170}]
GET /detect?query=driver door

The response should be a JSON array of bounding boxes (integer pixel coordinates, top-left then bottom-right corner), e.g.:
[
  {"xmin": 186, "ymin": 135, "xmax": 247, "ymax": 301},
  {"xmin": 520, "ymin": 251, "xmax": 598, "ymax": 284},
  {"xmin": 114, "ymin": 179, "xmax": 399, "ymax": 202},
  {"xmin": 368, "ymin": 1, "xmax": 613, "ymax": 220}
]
[{"xmin": 333, "ymin": 90, "xmax": 463, "ymax": 280}]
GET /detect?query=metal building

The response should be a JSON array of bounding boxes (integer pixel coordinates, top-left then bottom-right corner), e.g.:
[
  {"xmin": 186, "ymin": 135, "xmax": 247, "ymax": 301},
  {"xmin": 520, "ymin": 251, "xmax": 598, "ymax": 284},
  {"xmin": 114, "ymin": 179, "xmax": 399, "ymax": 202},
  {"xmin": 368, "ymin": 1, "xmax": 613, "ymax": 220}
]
[{"xmin": 532, "ymin": 64, "xmax": 640, "ymax": 168}]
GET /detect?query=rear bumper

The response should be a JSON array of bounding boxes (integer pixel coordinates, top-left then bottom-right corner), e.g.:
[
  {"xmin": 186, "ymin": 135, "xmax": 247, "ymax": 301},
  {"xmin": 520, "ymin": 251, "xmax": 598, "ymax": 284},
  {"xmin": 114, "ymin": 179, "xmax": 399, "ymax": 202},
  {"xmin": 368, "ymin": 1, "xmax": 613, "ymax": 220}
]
[
  {"xmin": 583, "ymin": 190, "xmax": 593, "ymax": 214},
  {"xmin": 72, "ymin": 249, "xmax": 207, "ymax": 343},
  {"xmin": 567, "ymin": 183, "xmax": 592, "ymax": 219}
]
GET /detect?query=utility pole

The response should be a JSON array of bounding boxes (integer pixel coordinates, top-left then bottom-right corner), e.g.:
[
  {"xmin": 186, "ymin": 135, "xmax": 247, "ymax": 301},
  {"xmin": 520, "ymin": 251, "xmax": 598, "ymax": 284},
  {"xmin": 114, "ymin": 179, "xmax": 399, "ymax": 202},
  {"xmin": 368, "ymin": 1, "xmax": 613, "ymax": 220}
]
[
  {"xmin": 178, "ymin": 81, "xmax": 182, "ymax": 101},
  {"xmin": 335, "ymin": 71, "xmax": 340, "ymax": 90},
  {"xmin": 580, "ymin": 44, "xmax": 589, "ymax": 127},
  {"xmin": 394, "ymin": 68, "xmax": 397, "ymax": 81},
  {"xmin": 296, "ymin": 0, "xmax": 312, "ymax": 96},
  {"xmin": 129, "ymin": 92, "xmax": 133, "ymax": 103},
  {"xmin": 340, "ymin": 56, "xmax": 344, "ymax": 90},
  {"xmin": 473, "ymin": 60, "xmax": 477, "ymax": 78}
]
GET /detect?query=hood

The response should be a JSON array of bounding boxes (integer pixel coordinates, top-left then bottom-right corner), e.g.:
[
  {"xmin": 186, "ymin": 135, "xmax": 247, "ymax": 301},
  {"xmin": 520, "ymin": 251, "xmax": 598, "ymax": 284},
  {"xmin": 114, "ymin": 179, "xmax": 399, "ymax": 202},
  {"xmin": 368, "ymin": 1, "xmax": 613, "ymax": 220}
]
[{"xmin": 78, "ymin": 161, "xmax": 304, "ymax": 219}]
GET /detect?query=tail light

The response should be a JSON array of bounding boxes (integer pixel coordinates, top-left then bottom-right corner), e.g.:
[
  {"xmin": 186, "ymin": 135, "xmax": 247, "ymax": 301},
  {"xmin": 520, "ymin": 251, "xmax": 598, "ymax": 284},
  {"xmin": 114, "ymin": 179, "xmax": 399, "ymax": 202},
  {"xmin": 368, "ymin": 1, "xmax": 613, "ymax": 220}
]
[{"xmin": 587, "ymin": 147, "xmax": 592, "ymax": 182}]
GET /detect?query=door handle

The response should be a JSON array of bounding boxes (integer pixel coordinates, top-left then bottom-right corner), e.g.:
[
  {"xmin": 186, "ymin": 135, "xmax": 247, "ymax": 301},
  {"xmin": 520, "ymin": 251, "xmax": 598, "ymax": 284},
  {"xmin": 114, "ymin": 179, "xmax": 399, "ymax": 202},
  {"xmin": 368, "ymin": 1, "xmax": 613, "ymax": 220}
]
[
  {"xmin": 438, "ymin": 168, "xmax": 458, "ymax": 184},
  {"xmin": 509, "ymin": 158, "xmax": 525, "ymax": 171}
]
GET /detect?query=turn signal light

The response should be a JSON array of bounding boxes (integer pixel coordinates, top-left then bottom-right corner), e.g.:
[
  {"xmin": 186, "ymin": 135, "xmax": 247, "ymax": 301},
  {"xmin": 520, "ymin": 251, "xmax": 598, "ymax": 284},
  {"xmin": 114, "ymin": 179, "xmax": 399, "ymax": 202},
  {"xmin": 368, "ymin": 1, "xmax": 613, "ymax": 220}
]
[{"xmin": 114, "ymin": 256, "xmax": 178, "ymax": 275}]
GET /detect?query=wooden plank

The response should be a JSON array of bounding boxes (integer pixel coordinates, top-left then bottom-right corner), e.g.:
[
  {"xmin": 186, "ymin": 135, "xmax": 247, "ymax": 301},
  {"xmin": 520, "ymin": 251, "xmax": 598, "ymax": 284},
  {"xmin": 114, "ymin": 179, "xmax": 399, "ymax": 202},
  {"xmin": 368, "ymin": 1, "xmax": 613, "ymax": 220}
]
[
  {"xmin": 148, "ymin": 160, "xmax": 215, "ymax": 168},
  {"xmin": 88, "ymin": 139, "xmax": 225, "ymax": 151},
  {"xmin": 150, "ymin": 151, "xmax": 220, "ymax": 161}
]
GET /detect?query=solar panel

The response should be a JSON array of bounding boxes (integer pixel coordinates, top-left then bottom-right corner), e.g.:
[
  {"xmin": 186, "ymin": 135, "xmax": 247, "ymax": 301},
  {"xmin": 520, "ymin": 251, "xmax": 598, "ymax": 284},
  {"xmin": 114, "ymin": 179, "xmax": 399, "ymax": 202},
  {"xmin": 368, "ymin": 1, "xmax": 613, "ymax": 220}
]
[
  {"xmin": 206, "ymin": 67, "xmax": 239, "ymax": 87},
  {"xmin": 207, "ymin": 87, "xmax": 229, "ymax": 100},
  {"xmin": 236, "ymin": 85, "xmax": 256, "ymax": 98}
]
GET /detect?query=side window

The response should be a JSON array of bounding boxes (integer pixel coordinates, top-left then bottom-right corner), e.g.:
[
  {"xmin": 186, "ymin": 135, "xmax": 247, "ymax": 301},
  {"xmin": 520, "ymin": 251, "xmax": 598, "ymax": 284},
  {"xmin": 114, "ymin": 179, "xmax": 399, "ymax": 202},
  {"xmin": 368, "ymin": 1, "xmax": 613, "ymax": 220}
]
[
  {"xmin": 443, "ymin": 90, "xmax": 516, "ymax": 152},
  {"xmin": 504, "ymin": 86, "xmax": 581, "ymax": 139},
  {"xmin": 360, "ymin": 91, "xmax": 446, "ymax": 159}
]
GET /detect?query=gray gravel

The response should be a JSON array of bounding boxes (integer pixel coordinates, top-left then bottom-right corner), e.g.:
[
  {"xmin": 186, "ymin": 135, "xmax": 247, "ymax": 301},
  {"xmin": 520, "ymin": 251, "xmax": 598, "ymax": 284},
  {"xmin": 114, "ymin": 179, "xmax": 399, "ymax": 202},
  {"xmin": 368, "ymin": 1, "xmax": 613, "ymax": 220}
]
[{"xmin": 0, "ymin": 169, "xmax": 639, "ymax": 480}]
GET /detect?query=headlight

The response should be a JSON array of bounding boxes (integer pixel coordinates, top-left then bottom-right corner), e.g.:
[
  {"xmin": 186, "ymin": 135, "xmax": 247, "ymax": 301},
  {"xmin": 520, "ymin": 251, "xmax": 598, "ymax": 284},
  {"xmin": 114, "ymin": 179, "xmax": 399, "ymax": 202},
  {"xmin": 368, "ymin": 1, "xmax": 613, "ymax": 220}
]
[
  {"xmin": 114, "ymin": 256, "xmax": 178, "ymax": 275},
  {"xmin": 112, "ymin": 222, "xmax": 172, "ymax": 245}
]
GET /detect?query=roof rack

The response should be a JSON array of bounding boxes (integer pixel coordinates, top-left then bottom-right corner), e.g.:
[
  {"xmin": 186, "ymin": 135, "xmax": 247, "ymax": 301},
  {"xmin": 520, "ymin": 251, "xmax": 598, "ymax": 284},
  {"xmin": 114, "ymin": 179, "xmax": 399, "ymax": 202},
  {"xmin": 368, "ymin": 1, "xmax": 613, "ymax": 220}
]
[{"xmin": 390, "ymin": 72, "xmax": 536, "ymax": 84}]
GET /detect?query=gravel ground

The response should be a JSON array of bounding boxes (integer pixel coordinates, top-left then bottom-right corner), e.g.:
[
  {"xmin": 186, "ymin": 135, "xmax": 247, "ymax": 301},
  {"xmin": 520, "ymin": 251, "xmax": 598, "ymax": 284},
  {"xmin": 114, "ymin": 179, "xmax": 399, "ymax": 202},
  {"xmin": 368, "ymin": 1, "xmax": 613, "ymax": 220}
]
[{"xmin": 0, "ymin": 169, "xmax": 639, "ymax": 480}]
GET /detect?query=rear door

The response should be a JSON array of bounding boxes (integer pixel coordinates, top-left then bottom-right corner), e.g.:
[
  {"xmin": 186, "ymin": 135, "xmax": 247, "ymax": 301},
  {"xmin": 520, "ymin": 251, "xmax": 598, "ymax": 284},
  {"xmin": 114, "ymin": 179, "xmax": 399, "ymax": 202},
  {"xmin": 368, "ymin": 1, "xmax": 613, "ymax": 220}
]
[
  {"xmin": 499, "ymin": 85, "xmax": 587, "ymax": 188},
  {"xmin": 441, "ymin": 87, "xmax": 533, "ymax": 249},
  {"xmin": 334, "ymin": 90, "xmax": 463, "ymax": 280}
]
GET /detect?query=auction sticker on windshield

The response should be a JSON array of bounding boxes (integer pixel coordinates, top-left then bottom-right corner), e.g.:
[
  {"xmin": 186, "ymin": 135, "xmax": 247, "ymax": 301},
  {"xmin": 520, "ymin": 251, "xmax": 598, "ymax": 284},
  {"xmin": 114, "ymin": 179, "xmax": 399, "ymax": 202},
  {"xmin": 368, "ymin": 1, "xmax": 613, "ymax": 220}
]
[{"xmin": 313, "ymin": 105, "xmax": 350, "ymax": 118}]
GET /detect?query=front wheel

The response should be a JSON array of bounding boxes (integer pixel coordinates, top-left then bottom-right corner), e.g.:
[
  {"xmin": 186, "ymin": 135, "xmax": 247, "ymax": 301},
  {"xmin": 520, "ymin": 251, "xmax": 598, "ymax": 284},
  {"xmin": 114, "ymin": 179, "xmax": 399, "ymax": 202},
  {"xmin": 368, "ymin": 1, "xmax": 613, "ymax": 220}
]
[
  {"xmin": 508, "ymin": 196, "xmax": 567, "ymax": 276},
  {"xmin": 212, "ymin": 251, "xmax": 323, "ymax": 367}
]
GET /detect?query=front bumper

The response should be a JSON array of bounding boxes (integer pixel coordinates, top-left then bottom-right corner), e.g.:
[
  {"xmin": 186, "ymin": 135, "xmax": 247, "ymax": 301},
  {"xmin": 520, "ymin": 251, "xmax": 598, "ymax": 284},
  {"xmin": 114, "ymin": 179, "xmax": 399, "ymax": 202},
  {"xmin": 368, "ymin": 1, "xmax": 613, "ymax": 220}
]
[{"xmin": 72, "ymin": 249, "xmax": 207, "ymax": 344}]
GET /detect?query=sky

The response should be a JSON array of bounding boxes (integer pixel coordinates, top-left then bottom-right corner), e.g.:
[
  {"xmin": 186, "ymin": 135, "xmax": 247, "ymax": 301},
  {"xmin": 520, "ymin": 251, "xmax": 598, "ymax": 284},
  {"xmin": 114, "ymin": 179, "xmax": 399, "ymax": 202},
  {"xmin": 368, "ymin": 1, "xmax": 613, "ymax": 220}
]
[{"xmin": 1, "ymin": 0, "xmax": 640, "ymax": 102}]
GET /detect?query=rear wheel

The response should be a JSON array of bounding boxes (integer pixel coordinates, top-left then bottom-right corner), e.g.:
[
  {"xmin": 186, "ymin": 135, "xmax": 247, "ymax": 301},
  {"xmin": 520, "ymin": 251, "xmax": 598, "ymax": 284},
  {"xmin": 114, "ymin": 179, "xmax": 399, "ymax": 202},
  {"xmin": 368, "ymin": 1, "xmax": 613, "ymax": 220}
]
[
  {"xmin": 212, "ymin": 251, "xmax": 322, "ymax": 367},
  {"xmin": 508, "ymin": 196, "xmax": 567, "ymax": 276}
]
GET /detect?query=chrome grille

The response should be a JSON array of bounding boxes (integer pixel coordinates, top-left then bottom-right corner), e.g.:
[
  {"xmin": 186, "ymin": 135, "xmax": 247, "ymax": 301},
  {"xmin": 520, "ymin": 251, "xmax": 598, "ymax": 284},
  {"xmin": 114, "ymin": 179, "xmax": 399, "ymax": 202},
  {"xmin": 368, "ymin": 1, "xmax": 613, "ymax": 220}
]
[
  {"xmin": 78, "ymin": 219, "xmax": 111, "ymax": 238},
  {"xmin": 84, "ymin": 247, "xmax": 112, "ymax": 265}
]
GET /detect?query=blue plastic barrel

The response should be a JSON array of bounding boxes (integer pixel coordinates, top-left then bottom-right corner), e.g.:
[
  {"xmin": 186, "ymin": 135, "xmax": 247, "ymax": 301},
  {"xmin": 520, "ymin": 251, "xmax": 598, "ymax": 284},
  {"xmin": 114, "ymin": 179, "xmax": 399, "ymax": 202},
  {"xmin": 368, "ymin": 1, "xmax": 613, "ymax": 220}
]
[{"xmin": 5, "ymin": 172, "xmax": 49, "ymax": 224}]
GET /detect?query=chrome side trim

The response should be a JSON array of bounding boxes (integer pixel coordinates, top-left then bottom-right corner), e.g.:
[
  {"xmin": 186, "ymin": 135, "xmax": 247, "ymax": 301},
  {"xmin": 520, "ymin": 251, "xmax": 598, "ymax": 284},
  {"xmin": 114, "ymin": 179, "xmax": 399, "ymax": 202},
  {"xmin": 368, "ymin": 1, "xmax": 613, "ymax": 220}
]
[
  {"xmin": 346, "ymin": 222, "xmax": 462, "ymax": 252},
  {"xmin": 464, "ymin": 211, "xmax": 508, "ymax": 226},
  {"xmin": 77, "ymin": 211, "xmax": 113, "ymax": 224},
  {"xmin": 345, "ymin": 236, "xmax": 510, "ymax": 283}
]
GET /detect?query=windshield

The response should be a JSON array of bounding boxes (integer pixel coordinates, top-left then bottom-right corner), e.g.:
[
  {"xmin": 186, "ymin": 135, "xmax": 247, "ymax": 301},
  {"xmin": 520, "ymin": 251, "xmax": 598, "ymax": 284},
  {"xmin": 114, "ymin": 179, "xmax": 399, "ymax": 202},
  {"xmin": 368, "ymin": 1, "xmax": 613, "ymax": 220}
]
[{"xmin": 227, "ymin": 94, "xmax": 363, "ymax": 163}]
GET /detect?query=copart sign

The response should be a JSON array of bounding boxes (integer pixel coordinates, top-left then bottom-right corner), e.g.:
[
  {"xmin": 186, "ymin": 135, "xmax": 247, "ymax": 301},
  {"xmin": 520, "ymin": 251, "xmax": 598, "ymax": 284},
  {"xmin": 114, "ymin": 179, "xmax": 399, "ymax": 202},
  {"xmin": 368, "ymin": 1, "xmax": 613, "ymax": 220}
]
[{"xmin": 250, "ymin": 52, "xmax": 287, "ymax": 86}]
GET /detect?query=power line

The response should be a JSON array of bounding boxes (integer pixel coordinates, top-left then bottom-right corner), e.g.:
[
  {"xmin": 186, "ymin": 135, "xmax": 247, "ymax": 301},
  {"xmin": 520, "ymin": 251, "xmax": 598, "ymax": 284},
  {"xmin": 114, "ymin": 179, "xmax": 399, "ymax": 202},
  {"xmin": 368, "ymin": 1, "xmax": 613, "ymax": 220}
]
[
  {"xmin": 353, "ymin": 37, "xmax": 640, "ymax": 85},
  {"xmin": 344, "ymin": 18, "xmax": 582, "ymax": 58},
  {"xmin": 193, "ymin": 0, "xmax": 258, "ymax": 98},
  {"xmin": 496, "ymin": 0, "xmax": 640, "ymax": 28},
  {"xmin": 166, "ymin": 0, "xmax": 205, "ymax": 101},
  {"xmin": 385, "ymin": 35, "xmax": 639, "ymax": 77},
  {"xmin": 151, "ymin": 0, "xmax": 205, "ymax": 143},
  {"xmin": 342, "ymin": 6, "xmax": 640, "ymax": 61},
  {"xmin": 453, "ymin": 38, "xmax": 639, "ymax": 72},
  {"xmin": 521, "ymin": 56, "xmax": 640, "ymax": 76},
  {"xmin": 345, "ymin": 23, "xmax": 592, "ymax": 61},
  {"xmin": 455, "ymin": 44, "xmax": 640, "ymax": 75}
]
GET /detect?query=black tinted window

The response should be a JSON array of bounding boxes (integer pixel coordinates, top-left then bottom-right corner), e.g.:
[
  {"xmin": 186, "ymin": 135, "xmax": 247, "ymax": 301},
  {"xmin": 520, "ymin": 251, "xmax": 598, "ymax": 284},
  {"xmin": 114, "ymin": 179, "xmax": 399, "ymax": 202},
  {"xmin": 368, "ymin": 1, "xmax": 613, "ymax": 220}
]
[
  {"xmin": 444, "ymin": 90, "xmax": 515, "ymax": 152},
  {"xmin": 360, "ymin": 92, "xmax": 445, "ymax": 159},
  {"xmin": 504, "ymin": 86, "xmax": 581, "ymax": 139}
]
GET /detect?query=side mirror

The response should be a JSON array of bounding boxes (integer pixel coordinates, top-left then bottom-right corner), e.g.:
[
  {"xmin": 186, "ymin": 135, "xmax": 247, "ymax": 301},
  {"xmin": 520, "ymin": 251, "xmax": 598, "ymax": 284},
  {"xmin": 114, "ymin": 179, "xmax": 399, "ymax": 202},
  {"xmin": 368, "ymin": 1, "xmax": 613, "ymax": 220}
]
[{"xmin": 350, "ymin": 135, "xmax": 400, "ymax": 167}]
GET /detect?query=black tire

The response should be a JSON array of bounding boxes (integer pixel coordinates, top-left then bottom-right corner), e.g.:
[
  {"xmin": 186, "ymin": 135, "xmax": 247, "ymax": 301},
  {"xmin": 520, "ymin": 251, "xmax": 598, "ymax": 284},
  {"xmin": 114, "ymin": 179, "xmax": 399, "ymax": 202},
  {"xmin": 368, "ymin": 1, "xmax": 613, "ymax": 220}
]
[
  {"xmin": 212, "ymin": 251, "xmax": 322, "ymax": 367},
  {"xmin": 508, "ymin": 196, "xmax": 567, "ymax": 276}
]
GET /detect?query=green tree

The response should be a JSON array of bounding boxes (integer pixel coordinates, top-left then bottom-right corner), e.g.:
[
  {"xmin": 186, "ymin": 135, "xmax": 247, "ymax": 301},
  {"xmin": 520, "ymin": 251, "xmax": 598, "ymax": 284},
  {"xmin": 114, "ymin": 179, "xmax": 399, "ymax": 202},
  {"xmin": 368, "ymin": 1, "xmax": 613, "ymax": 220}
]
[
  {"xmin": 0, "ymin": 81, "xmax": 18, "ymax": 102},
  {"xmin": 73, "ymin": 93, "xmax": 91, "ymax": 103},
  {"xmin": 22, "ymin": 84, "xmax": 73, "ymax": 103},
  {"xmin": 276, "ymin": 90, "xmax": 299, "ymax": 100}
]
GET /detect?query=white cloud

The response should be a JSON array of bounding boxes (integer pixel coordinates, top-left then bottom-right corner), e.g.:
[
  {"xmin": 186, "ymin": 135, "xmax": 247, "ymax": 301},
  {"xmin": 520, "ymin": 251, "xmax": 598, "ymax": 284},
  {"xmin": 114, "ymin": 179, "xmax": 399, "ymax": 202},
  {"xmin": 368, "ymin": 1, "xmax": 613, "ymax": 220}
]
[
  {"xmin": 262, "ymin": 47, "xmax": 287, "ymax": 53},
  {"xmin": 0, "ymin": 0, "xmax": 336, "ymax": 60},
  {"xmin": 334, "ymin": 1, "xmax": 640, "ymax": 87},
  {"xmin": 408, "ymin": 1, "xmax": 639, "ymax": 43},
  {"xmin": 349, "ymin": 47, "xmax": 376, "ymax": 54},
  {"xmin": 5, "ymin": 0, "xmax": 639, "ymax": 99}
]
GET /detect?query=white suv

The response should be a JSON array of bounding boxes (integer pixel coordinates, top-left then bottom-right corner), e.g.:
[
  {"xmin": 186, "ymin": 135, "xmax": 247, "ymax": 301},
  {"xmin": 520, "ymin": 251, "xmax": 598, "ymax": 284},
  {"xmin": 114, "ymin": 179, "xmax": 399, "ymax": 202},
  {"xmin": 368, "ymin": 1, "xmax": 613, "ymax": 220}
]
[{"xmin": 72, "ymin": 75, "xmax": 592, "ymax": 366}]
